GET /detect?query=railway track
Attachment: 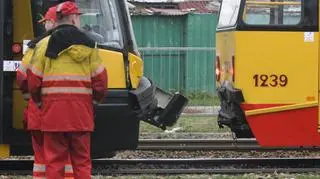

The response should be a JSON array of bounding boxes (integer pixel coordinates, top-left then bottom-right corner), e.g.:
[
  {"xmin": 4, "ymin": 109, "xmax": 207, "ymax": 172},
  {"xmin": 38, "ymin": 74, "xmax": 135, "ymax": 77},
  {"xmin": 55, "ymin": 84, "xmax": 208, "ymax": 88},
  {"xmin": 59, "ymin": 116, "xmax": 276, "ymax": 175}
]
[
  {"xmin": 1, "ymin": 158, "xmax": 319, "ymax": 175},
  {"xmin": 137, "ymin": 139, "xmax": 320, "ymax": 150}
]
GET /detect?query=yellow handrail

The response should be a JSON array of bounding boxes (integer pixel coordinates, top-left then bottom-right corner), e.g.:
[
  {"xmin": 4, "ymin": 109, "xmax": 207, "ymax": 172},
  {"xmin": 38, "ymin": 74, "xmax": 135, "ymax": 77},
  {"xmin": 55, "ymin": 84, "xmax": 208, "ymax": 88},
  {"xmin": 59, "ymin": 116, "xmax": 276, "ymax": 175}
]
[{"xmin": 245, "ymin": 101, "xmax": 318, "ymax": 116}]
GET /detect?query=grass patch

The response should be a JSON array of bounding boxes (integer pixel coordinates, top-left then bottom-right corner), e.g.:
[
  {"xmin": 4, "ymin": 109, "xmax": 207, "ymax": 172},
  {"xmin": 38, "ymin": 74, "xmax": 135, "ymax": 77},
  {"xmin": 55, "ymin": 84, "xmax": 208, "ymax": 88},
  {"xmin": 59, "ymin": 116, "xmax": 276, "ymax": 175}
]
[
  {"xmin": 8, "ymin": 174, "xmax": 320, "ymax": 179},
  {"xmin": 7, "ymin": 174, "xmax": 320, "ymax": 179},
  {"xmin": 140, "ymin": 116, "xmax": 229, "ymax": 133},
  {"xmin": 93, "ymin": 174, "xmax": 320, "ymax": 179},
  {"xmin": 185, "ymin": 92, "xmax": 220, "ymax": 106}
]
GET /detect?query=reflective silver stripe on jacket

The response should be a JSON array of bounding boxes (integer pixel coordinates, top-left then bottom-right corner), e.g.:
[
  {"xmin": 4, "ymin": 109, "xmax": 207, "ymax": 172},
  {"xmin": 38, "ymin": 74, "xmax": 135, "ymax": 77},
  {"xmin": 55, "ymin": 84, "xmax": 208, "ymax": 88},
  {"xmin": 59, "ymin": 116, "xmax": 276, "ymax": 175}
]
[
  {"xmin": 91, "ymin": 65, "xmax": 105, "ymax": 77},
  {"xmin": 17, "ymin": 63, "xmax": 28, "ymax": 74},
  {"xmin": 42, "ymin": 87, "xmax": 92, "ymax": 95},
  {"xmin": 43, "ymin": 75, "xmax": 91, "ymax": 82},
  {"xmin": 64, "ymin": 164, "xmax": 74, "ymax": 173},
  {"xmin": 30, "ymin": 65, "xmax": 43, "ymax": 77},
  {"xmin": 33, "ymin": 163, "xmax": 46, "ymax": 172}
]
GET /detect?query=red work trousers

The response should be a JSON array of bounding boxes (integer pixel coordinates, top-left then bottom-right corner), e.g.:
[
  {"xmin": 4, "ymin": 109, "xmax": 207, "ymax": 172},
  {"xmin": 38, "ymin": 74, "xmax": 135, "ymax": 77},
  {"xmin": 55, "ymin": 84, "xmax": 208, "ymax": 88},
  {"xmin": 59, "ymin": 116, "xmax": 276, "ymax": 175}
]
[
  {"xmin": 31, "ymin": 131, "xmax": 46, "ymax": 178},
  {"xmin": 31, "ymin": 131, "xmax": 74, "ymax": 178},
  {"xmin": 43, "ymin": 132, "xmax": 91, "ymax": 179}
]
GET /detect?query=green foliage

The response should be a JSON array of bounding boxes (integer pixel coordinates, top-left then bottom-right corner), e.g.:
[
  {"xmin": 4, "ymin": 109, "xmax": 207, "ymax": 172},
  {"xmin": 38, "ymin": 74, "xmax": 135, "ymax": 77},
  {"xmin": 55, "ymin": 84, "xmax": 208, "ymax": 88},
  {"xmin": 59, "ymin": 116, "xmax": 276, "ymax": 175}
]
[
  {"xmin": 140, "ymin": 116, "xmax": 228, "ymax": 133},
  {"xmin": 185, "ymin": 92, "xmax": 220, "ymax": 106}
]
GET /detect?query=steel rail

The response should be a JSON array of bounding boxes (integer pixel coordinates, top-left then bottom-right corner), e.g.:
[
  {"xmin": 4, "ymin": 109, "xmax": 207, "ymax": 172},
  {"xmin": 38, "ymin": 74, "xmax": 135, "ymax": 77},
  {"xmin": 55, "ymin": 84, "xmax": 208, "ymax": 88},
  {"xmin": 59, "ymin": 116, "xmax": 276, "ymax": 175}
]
[
  {"xmin": 0, "ymin": 158, "xmax": 319, "ymax": 175},
  {"xmin": 137, "ymin": 139, "xmax": 320, "ymax": 151}
]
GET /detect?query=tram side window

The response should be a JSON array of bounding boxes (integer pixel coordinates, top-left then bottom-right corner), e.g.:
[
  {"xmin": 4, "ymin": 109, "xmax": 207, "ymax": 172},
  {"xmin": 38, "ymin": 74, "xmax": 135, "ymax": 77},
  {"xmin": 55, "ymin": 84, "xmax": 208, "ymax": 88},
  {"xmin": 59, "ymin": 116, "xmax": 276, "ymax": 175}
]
[
  {"xmin": 77, "ymin": 0, "xmax": 123, "ymax": 48},
  {"xmin": 31, "ymin": 0, "xmax": 47, "ymax": 36},
  {"xmin": 218, "ymin": 0, "xmax": 241, "ymax": 28},
  {"xmin": 243, "ymin": 0, "xmax": 301, "ymax": 25}
]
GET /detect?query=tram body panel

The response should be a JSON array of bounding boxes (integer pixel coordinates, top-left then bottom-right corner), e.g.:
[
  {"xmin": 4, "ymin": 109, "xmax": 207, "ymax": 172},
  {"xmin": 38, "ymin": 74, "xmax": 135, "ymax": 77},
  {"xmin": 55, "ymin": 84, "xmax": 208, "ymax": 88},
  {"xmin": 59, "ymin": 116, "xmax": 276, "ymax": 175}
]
[
  {"xmin": 235, "ymin": 31, "xmax": 319, "ymax": 104},
  {"xmin": 216, "ymin": 0, "xmax": 320, "ymax": 146},
  {"xmin": 0, "ymin": 0, "xmax": 188, "ymax": 158}
]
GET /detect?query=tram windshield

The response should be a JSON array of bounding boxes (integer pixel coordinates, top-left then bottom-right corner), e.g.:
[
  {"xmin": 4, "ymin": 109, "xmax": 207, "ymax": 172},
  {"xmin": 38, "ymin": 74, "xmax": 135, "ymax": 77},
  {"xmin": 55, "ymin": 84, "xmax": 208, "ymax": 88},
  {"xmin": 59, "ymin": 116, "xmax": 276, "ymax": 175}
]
[
  {"xmin": 32, "ymin": 0, "xmax": 123, "ymax": 49},
  {"xmin": 217, "ymin": 0, "xmax": 241, "ymax": 28}
]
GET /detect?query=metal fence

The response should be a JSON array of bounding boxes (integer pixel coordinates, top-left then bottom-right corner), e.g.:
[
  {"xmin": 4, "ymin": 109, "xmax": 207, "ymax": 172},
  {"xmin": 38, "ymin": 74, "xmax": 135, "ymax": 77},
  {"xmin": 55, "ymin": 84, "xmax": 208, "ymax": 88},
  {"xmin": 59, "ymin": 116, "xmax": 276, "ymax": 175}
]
[
  {"xmin": 132, "ymin": 14, "xmax": 218, "ymax": 108},
  {"xmin": 138, "ymin": 46, "xmax": 217, "ymax": 108}
]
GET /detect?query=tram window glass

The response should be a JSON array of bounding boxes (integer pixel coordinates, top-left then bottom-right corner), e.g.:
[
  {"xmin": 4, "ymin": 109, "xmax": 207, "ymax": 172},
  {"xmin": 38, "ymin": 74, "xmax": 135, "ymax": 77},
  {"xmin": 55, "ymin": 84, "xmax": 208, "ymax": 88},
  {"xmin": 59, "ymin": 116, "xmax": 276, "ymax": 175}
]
[
  {"xmin": 76, "ymin": 0, "xmax": 123, "ymax": 48},
  {"xmin": 218, "ymin": 0, "xmax": 241, "ymax": 28},
  {"xmin": 31, "ymin": 0, "xmax": 123, "ymax": 49},
  {"xmin": 243, "ymin": 0, "xmax": 301, "ymax": 25},
  {"xmin": 31, "ymin": 0, "xmax": 47, "ymax": 36}
]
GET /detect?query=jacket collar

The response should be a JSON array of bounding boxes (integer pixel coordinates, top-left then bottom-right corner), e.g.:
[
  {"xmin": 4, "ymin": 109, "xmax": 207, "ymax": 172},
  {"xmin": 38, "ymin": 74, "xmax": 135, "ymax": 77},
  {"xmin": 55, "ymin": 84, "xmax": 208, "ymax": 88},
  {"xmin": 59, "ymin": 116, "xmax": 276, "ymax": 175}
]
[{"xmin": 45, "ymin": 24, "xmax": 95, "ymax": 59}]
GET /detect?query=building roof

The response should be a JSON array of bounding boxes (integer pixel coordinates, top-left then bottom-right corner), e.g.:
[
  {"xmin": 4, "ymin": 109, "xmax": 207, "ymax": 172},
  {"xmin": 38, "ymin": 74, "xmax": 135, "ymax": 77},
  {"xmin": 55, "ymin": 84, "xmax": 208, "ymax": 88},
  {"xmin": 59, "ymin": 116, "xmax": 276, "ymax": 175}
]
[
  {"xmin": 128, "ymin": 0, "xmax": 186, "ymax": 2},
  {"xmin": 129, "ymin": 0, "xmax": 220, "ymax": 16},
  {"xmin": 179, "ymin": 1, "xmax": 216, "ymax": 13},
  {"xmin": 149, "ymin": 7, "xmax": 189, "ymax": 15}
]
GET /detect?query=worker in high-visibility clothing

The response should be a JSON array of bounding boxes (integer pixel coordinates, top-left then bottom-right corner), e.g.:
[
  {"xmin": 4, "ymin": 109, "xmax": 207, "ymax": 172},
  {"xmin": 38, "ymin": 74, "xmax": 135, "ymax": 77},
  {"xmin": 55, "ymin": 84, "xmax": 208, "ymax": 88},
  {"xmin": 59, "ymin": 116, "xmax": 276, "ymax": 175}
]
[
  {"xmin": 27, "ymin": 1, "xmax": 107, "ymax": 179},
  {"xmin": 16, "ymin": 5, "xmax": 74, "ymax": 179}
]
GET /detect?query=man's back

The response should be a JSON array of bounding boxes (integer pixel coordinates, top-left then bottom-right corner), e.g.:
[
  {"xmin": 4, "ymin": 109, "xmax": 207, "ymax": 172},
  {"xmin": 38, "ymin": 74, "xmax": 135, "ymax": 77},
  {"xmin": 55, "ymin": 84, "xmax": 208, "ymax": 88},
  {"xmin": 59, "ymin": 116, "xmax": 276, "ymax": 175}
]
[
  {"xmin": 28, "ymin": 25, "xmax": 107, "ymax": 132},
  {"xmin": 27, "ymin": 2, "xmax": 107, "ymax": 178}
]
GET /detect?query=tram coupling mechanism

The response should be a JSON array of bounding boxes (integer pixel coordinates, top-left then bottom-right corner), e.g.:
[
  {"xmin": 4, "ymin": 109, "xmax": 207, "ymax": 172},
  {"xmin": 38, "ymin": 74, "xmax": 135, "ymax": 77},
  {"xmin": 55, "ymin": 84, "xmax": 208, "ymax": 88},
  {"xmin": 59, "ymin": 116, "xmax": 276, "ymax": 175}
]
[{"xmin": 130, "ymin": 77, "xmax": 188, "ymax": 130}]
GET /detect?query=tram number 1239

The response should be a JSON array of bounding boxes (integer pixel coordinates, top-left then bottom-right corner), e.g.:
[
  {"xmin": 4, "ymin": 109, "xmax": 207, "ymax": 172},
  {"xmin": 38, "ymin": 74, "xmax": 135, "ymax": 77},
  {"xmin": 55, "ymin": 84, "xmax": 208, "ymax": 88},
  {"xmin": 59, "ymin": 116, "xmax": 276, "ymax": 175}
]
[{"xmin": 253, "ymin": 74, "xmax": 288, "ymax": 87}]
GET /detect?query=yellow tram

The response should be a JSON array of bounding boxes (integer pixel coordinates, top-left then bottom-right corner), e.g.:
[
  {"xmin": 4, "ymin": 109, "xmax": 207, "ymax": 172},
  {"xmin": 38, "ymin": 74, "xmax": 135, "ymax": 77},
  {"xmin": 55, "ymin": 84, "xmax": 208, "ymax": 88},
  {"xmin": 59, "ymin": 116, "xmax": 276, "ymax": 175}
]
[
  {"xmin": 0, "ymin": 0, "xmax": 188, "ymax": 158},
  {"xmin": 216, "ymin": 0, "xmax": 320, "ymax": 146}
]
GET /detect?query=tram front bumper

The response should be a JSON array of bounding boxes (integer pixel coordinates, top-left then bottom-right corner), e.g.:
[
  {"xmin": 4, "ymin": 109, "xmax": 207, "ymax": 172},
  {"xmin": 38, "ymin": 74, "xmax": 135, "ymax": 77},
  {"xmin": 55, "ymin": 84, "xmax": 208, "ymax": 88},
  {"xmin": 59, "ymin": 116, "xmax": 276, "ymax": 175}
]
[
  {"xmin": 217, "ymin": 82, "xmax": 253, "ymax": 138},
  {"xmin": 130, "ymin": 77, "xmax": 188, "ymax": 130}
]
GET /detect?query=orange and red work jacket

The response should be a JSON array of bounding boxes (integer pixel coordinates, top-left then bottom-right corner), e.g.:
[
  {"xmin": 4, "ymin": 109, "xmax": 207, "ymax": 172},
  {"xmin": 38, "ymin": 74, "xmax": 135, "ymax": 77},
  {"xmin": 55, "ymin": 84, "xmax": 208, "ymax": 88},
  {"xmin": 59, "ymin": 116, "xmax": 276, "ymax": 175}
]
[
  {"xmin": 28, "ymin": 26, "xmax": 107, "ymax": 132},
  {"xmin": 16, "ymin": 44, "xmax": 42, "ymax": 130}
]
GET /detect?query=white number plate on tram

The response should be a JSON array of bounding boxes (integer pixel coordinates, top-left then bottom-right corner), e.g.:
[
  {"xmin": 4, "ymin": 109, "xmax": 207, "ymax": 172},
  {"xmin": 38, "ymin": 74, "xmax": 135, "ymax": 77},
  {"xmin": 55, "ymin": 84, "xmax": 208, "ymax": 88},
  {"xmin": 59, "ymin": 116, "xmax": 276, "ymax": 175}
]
[{"xmin": 3, "ymin": 60, "xmax": 21, "ymax": 72}]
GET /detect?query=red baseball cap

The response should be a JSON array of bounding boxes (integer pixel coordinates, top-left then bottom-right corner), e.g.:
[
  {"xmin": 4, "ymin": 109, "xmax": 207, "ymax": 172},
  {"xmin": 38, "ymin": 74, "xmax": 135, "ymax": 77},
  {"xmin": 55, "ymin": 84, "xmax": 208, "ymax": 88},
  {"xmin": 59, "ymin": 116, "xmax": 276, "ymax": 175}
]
[
  {"xmin": 38, "ymin": 6, "xmax": 57, "ymax": 23},
  {"xmin": 56, "ymin": 1, "xmax": 82, "ymax": 16}
]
